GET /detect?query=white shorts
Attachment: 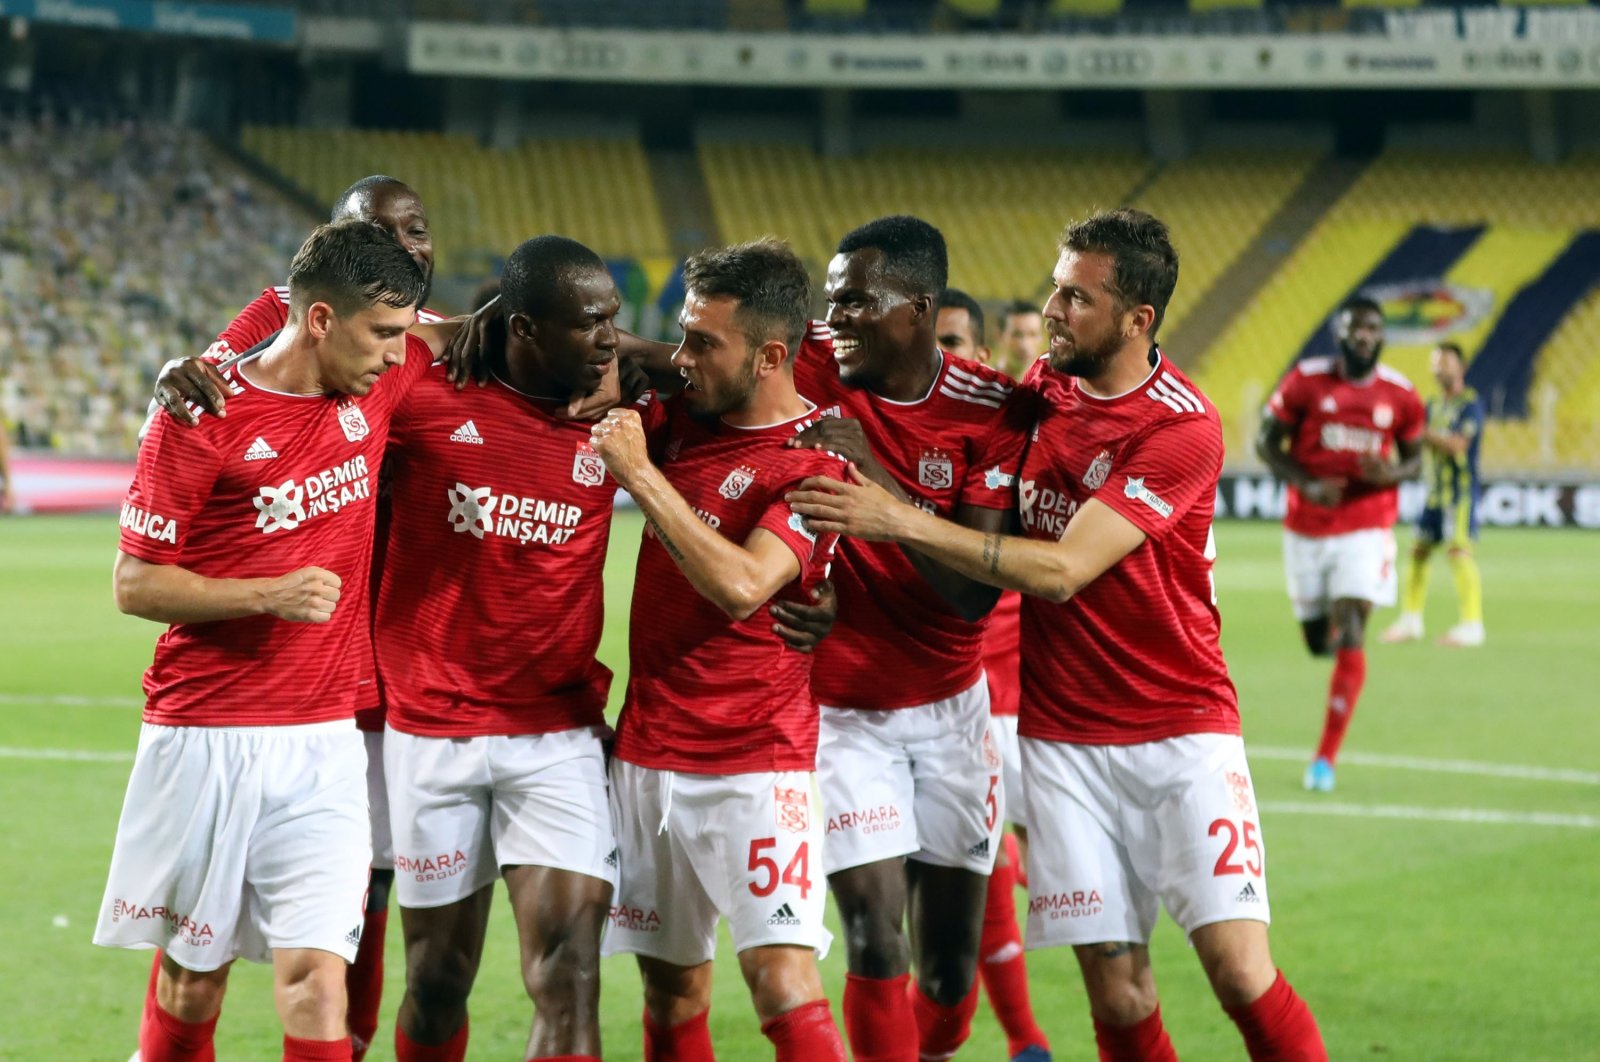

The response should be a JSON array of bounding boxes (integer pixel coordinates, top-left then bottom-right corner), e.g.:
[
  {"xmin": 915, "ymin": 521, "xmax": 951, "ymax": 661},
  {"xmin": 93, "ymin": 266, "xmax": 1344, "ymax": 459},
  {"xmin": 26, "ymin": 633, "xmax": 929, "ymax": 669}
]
[
  {"xmin": 819, "ymin": 677, "xmax": 1003, "ymax": 875},
  {"xmin": 385, "ymin": 725, "xmax": 617, "ymax": 909},
  {"xmin": 94, "ymin": 721, "xmax": 372, "ymax": 971},
  {"xmin": 992, "ymin": 713, "xmax": 1026, "ymax": 828},
  {"xmin": 1021, "ymin": 733, "xmax": 1270, "ymax": 949},
  {"xmin": 603, "ymin": 761, "xmax": 831, "ymax": 967},
  {"xmin": 1283, "ymin": 527, "xmax": 1397, "ymax": 621},
  {"xmin": 365, "ymin": 729, "xmax": 393, "ymax": 871}
]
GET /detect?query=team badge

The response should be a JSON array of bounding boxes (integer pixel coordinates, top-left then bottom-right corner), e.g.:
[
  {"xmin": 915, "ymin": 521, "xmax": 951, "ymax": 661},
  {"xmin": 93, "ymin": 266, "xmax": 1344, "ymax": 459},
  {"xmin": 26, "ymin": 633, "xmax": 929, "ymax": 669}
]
[
  {"xmin": 774, "ymin": 786, "xmax": 809, "ymax": 833},
  {"xmin": 1319, "ymin": 395, "xmax": 1338, "ymax": 413},
  {"xmin": 337, "ymin": 401, "xmax": 370, "ymax": 442},
  {"xmin": 572, "ymin": 442, "xmax": 606, "ymax": 487},
  {"xmin": 1372, "ymin": 403, "xmax": 1394, "ymax": 429},
  {"xmin": 719, "ymin": 465, "xmax": 758, "ymax": 500},
  {"xmin": 1082, "ymin": 449, "xmax": 1112, "ymax": 491},
  {"xmin": 918, "ymin": 447, "xmax": 954, "ymax": 490},
  {"xmin": 1226, "ymin": 770, "xmax": 1256, "ymax": 815},
  {"xmin": 982, "ymin": 728, "xmax": 1002, "ymax": 771}
]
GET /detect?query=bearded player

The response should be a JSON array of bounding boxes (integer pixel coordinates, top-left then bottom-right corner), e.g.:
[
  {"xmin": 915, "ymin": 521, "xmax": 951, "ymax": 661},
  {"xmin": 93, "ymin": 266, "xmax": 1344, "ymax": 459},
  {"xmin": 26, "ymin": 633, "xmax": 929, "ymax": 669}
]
[{"xmin": 1256, "ymin": 295, "xmax": 1424, "ymax": 792}]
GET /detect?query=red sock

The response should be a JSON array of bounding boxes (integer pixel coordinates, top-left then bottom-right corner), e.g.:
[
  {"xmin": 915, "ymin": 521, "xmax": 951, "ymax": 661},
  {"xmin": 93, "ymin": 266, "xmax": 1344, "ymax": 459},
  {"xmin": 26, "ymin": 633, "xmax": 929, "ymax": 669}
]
[
  {"xmin": 1093, "ymin": 1006, "xmax": 1178, "ymax": 1062},
  {"xmin": 1003, "ymin": 832, "xmax": 1028, "ymax": 890},
  {"xmin": 643, "ymin": 1009, "xmax": 715, "ymax": 1062},
  {"xmin": 347, "ymin": 905, "xmax": 388, "ymax": 1061},
  {"xmin": 1315, "ymin": 648, "xmax": 1366, "ymax": 764},
  {"xmin": 1225, "ymin": 971, "xmax": 1328, "ymax": 1061},
  {"xmin": 282, "ymin": 1035, "xmax": 352, "ymax": 1061},
  {"xmin": 843, "ymin": 974, "xmax": 918, "ymax": 1062},
  {"xmin": 139, "ymin": 997, "xmax": 218, "ymax": 1062},
  {"xmin": 394, "ymin": 1019, "xmax": 468, "ymax": 1062},
  {"xmin": 761, "ymin": 998, "xmax": 846, "ymax": 1062},
  {"xmin": 909, "ymin": 978, "xmax": 980, "ymax": 1061},
  {"xmin": 979, "ymin": 859, "xmax": 1050, "ymax": 1056}
]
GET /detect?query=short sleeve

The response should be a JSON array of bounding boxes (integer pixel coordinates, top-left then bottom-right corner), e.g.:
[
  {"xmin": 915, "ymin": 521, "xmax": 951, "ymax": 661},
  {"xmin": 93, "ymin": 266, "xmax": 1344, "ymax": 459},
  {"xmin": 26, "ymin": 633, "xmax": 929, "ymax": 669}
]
[
  {"xmin": 119, "ymin": 415, "xmax": 224, "ymax": 564},
  {"xmin": 1457, "ymin": 397, "xmax": 1485, "ymax": 439},
  {"xmin": 754, "ymin": 450, "xmax": 845, "ymax": 572},
  {"xmin": 960, "ymin": 388, "xmax": 1034, "ymax": 511},
  {"xmin": 1098, "ymin": 416, "xmax": 1224, "ymax": 541},
  {"xmin": 214, "ymin": 289, "xmax": 288, "ymax": 357},
  {"xmin": 1266, "ymin": 368, "xmax": 1306, "ymax": 425}
]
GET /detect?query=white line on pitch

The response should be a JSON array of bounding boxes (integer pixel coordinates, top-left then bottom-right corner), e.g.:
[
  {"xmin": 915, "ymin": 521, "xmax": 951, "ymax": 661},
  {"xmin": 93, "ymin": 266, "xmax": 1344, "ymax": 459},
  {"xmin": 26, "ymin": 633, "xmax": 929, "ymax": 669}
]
[
  {"xmin": 1249, "ymin": 745, "xmax": 1600, "ymax": 786},
  {"xmin": 0, "ymin": 746, "xmax": 133, "ymax": 763},
  {"xmin": 1262, "ymin": 801, "xmax": 1598, "ymax": 830},
  {"xmin": 0, "ymin": 693, "xmax": 142, "ymax": 709}
]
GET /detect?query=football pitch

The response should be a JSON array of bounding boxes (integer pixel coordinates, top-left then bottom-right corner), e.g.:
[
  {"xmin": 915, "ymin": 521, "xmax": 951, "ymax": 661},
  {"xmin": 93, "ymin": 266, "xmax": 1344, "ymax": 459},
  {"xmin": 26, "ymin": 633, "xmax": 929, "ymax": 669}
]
[{"xmin": 2, "ymin": 513, "xmax": 1596, "ymax": 1061}]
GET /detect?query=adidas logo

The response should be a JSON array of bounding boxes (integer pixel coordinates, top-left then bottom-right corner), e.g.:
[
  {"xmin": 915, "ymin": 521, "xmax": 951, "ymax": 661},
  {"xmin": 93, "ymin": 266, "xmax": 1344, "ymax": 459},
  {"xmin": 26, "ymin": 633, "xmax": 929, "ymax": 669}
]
[
  {"xmin": 604, "ymin": 848, "xmax": 619, "ymax": 868},
  {"xmin": 344, "ymin": 924, "xmax": 363, "ymax": 947},
  {"xmin": 767, "ymin": 903, "xmax": 801, "ymax": 926},
  {"xmin": 967, "ymin": 837, "xmax": 991, "ymax": 859},
  {"xmin": 1235, "ymin": 882, "xmax": 1262, "ymax": 904},
  {"xmin": 243, "ymin": 436, "xmax": 278, "ymax": 461},
  {"xmin": 449, "ymin": 420, "xmax": 485, "ymax": 445}
]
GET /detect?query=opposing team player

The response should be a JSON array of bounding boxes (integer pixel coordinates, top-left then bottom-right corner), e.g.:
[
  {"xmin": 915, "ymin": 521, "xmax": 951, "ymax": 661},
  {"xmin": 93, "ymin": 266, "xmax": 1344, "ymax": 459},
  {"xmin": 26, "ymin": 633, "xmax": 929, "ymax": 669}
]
[
  {"xmin": 100, "ymin": 221, "xmax": 438, "ymax": 1062},
  {"xmin": 1256, "ymin": 295, "xmax": 1424, "ymax": 792},
  {"xmin": 1382, "ymin": 341, "xmax": 1486, "ymax": 647},
  {"xmin": 791, "ymin": 208, "xmax": 1327, "ymax": 1062},
  {"xmin": 787, "ymin": 217, "xmax": 1029, "ymax": 1062},
  {"xmin": 934, "ymin": 290, "xmax": 1051, "ymax": 1062},
  {"xmin": 144, "ymin": 173, "xmax": 443, "ymax": 1061},
  {"xmin": 591, "ymin": 239, "xmax": 847, "ymax": 1061}
]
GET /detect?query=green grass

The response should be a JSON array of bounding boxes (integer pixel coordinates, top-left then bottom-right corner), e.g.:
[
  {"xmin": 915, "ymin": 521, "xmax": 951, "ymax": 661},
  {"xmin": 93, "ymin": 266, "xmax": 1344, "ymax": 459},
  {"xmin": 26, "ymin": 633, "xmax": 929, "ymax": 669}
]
[{"xmin": 2, "ymin": 514, "xmax": 1598, "ymax": 1060}]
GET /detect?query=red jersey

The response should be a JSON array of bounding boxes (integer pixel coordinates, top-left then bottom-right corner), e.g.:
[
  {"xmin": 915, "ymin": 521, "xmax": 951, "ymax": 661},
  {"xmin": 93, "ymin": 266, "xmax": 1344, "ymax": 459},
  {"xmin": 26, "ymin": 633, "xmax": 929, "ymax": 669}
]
[
  {"xmin": 794, "ymin": 321, "xmax": 1030, "ymax": 710},
  {"xmin": 983, "ymin": 591, "xmax": 1021, "ymax": 717},
  {"xmin": 373, "ymin": 365, "xmax": 625, "ymax": 738},
  {"xmin": 212, "ymin": 286, "xmax": 445, "ymax": 728},
  {"xmin": 1267, "ymin": 357, "xmax": 1425, "ymax": 537},
  {"xmin": 1016, "ymin": 354, "xmax": 1240, "ymax": 745},
  {"xmin": 119, "ymin": 336, "xmax": 433, "ymax": 728},
  {"xmin": 614, "ymin": 398, "xmax": 843, "ymax": 775}
]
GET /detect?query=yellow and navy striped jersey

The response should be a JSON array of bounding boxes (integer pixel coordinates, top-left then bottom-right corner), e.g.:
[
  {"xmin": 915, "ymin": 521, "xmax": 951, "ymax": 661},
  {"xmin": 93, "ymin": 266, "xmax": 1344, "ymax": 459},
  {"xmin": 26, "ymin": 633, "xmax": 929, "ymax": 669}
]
[{"xmin": 1423, "ymin": 388, "xmax": 1483, "ymax": 508}]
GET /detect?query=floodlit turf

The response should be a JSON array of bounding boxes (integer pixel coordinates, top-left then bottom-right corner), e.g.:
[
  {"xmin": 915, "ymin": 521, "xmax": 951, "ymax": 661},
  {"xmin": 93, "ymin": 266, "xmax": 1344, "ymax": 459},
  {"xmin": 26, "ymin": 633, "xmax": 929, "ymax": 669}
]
[{"xmin": 1, "ymin": 513, "xmax": 1596, "ymax": 1060}]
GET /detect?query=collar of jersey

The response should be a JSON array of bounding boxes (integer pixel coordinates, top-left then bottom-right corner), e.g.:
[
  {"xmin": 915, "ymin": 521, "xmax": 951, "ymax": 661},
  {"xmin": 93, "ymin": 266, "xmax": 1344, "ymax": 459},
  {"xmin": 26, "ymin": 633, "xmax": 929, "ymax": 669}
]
[
  {"xmin": 229, "ymin": 348, "xmax": 325, "ymax": 400},
  {"xmin": 720, "ymin": 398, "xmax": 819, "ymax": 432},
  {"xmin": 870, "ymin": 349, "xmax": 947, "ymax": 408},
  {"xmin": 1073, "ymin": 348, "xmax": 1164, "ymax": 403}
]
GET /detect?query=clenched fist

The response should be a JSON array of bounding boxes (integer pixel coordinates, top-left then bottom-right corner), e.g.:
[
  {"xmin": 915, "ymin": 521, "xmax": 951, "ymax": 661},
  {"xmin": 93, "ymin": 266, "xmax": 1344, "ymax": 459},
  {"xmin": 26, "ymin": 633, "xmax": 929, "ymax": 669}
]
[{"xmin": 262, "ymin": 566, "xmax": 343, "ymax": 623}]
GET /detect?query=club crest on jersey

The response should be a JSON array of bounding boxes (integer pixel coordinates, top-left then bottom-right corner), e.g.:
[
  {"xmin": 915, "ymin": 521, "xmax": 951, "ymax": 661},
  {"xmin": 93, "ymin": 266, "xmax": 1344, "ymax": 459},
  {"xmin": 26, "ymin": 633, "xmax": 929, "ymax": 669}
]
[
  {"xmin": 719, "ymin": 465, "xmax": 758, "ymax": 500},
  {"xmin": 1226, "ymin": 770, "xmax": 1256, "ymax": 815},
  {"xmin": 337, "ymin": 401, "xmax": 369, "ymax": 442},
  {"xmin": 1372, "ymin": 403, "xmax": 1394, "ymax": 429},
  {"xmin": 572, "ymin": 442, "xmax": 606, "ymax": 488},
  {"xmin": 918, "ymin": 448, "xmax": 954, "ymax": 491},
  {"xmin": 774, "ymin": 786, "xmax": 809, "ymax": 834},
  {"xmin": 1082, "ymin": 449, "xmax": 1113, "ymax": 491},
  {"xmin": 1319, "ymin": 395, "xmax": 1338, "ymax": 414}
]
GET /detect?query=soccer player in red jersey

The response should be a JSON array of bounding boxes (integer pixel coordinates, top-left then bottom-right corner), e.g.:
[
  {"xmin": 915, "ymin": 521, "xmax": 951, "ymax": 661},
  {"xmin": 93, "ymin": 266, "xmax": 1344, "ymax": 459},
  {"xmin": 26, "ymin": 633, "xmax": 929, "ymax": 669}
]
[
  {"xmin": 373, "ymin": 234, "xmax": 629, "ymax": 1062},
  {"xmin": 1255, "ymin": 295, "xmax": 1424, "ymax": 792},
  {"xmin": 141, "ymin": 174, "xmax": 443, "ymax": 1062},
  {"xmin": 99, "ymin": 221, "xmax": 441, "ymax": 1062},
  {"xmin": 792, "ymin": 209, "xmax": 1327, "ymax": 1062},
  {"xmin": 936, "ymin": 289, "xmax": 1051, "ymax": 1062},
  {"xmin": 783, "ymin": 217, "xmax": 1029, "ymax": 1062},
  {"xmin": 589, "ymin": 239, "xmax": 847, "ymax": 1062}
]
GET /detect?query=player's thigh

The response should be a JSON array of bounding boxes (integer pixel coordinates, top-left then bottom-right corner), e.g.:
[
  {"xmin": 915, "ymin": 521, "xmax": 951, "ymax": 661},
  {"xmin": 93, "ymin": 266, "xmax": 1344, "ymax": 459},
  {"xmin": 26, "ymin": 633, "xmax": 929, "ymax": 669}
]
[
  {"xmin": 245, "ymin": 725, "xmax": 371, "ymax": 963},
  {"xmin": 905, "ymin": 680, "xmax": 1004, "ymax": 874},
  {"xmin": 1019, "ymin": 737, "xmax": 1155, "ymax": 949},
  {"xmin": 816, "ymin": 705, "xmax": 917, "ymax": 875},
  {"xmin": 603, "ymin": 761, "xmax": 720, "ymax": 967},
  {"xmin": 1282, "ymin": 530, "xmax": 1333, "ymax": 621},
  {"xmin": 384, "ymin": 726, "xmax": 498, "ymax": 908},
  {"xmin": 94, "ymin": 723, "xmax": 266, "ymax": 971},
  {"xmin": 710, "ymin": 771, "xmax": 832, "ymax": 961},
  {"xmin": 487, "ymin": 726, "xmax": 618, "ymax": 892},
  {"xmin": 363, "ymin": 728, "xmax": 394, "ymax": 872},
  {"xmin": 502, "ymin": 864, "xmax": 609, "ymax": 994},
  {"xmin": 1120, "ymin": 734, "xmax": 1272, "ymax": 939},
  {"xmin": 992, "ymin": 712, "xmax": 1028, "ymax": 828},
  {"xmin": 1327, "ymin": 528, "xmax": 1397, "ymax": 610}
]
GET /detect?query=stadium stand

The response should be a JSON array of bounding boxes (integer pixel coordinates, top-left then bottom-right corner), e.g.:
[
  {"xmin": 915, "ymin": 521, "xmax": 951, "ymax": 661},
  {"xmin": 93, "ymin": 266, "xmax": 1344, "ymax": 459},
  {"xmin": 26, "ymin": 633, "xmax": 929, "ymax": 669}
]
[{"xmin": 0, "ymin": 115, "xmax": 308, "ymax": 455}]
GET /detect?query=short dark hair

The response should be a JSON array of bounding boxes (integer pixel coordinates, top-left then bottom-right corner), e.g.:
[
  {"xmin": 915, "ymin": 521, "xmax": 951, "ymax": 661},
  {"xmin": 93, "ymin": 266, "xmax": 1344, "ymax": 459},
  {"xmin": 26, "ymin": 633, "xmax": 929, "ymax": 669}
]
[
  {"xmin": 1059, "ymin": 208, "xmax": 1179, "ymax": 337},
  {"xmin": 938, "ymin": 288, "xmax": 986, "ymax": 347},
  {"xmin": 288, "ymin": 219, "xmax": 426, "ymax": 318},
  {"xmin": 1341, "ymin": 294, "xmax": 1384, "ymax": 319},
  {"xmin": 1000, "ymin": 299, "xmax": 1040, "ymax": 330},
  {"xmin": 500, "ymin": 235, "xmax": 608, "ymax": 320},
  {"xmin": 836, "ymin": 215, "xmax": 948, "ymax": 299},
  {"xmin": 683, "ymin": 237, "xmax": 812, "ymax": 354},
  {"xmin": 1436, "ymin": 340, "xmax": 1467, "ymax": 363},
  {"xmin": 330, "ymin": 175, "xmax": 411, "ymax": 222}
]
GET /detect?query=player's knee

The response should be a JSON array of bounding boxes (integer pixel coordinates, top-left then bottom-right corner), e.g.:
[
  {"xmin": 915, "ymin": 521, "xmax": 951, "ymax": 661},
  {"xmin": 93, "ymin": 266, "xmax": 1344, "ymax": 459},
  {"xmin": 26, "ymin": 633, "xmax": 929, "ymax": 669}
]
[
  {"xmin": 838, "ymin": 905, "xmax": 906, "ymax": 974},
  {"xmin": 275, "ymin": 962, "xmax": 346, "ymax": 1029},
  {"xmin": 406, "ymin": 946, "xmax": 478, "ymax": 1015},
  {"xmin": 1202, "ymin": 951, "xmax": 1276, "ymax": 1009},
  {"xmin": 1086, "ymin": 977, "xmax": 1159, "ymax": 1028},
  {"xmin": 917, "ymin": 957, "xmax": 978, "ymax": 1008},
  {"xmin": 163, "ymin": 968, "xmax": 228, "ymax": 1023},
  {"xmin": 524, "ymin": 931, "xmax": 600, "ymax": 1013}
]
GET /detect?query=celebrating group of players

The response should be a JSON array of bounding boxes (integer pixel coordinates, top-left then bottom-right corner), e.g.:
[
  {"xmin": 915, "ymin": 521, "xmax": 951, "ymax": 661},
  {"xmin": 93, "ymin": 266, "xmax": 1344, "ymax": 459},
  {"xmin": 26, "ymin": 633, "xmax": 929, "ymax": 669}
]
[{"xmin": 98, "ymin": 174, "xmax": 1343, "ymax": 1062}]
